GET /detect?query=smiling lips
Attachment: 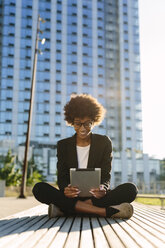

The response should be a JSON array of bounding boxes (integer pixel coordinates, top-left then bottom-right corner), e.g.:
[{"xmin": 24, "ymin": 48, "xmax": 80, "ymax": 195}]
[{"xmin": 79, "ymin": 131, "xmax": 87, "ymax": 136}]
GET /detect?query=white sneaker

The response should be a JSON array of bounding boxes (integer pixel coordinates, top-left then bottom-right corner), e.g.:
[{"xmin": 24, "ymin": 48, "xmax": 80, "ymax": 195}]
[
  {"xmin": 48, "ymin": 203, "xmax": 64, "ymax": 218},
  {"xmin": 110, "ymin": 202, "xmax": 134, "ymax": 219}
]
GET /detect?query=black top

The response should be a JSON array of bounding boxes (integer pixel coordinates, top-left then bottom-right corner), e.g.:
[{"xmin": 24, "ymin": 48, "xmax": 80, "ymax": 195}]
[{"xmin": 57, "ymin": 133, "xmax": 113, "ymax": 192}]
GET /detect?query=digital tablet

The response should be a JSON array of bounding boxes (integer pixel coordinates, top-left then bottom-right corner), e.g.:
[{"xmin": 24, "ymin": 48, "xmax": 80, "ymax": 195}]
[{"xmin": 70, "ymin": 168, "xmax": 101, "ymax": 197}]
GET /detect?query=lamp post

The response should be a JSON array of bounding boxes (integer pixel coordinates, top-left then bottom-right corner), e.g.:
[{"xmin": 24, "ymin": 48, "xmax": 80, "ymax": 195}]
[{"xmin": 19, "ymin": 15, "xmax": 45, "ymax": 198}]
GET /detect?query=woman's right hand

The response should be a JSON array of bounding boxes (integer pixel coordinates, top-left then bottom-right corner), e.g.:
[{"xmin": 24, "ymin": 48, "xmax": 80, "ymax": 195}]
[{"xmin": 64, "ymin": 184, "xmax": 80, "ymax": 198}]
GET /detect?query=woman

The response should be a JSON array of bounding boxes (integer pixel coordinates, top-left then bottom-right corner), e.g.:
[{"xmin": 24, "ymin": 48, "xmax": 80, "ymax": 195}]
[{"xmin": 33, "ymin": 94, "xmax": 138, "ymax": 218}]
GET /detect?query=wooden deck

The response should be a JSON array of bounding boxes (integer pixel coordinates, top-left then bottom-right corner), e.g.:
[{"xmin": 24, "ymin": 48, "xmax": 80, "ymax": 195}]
[{"xmin": 0, "ymin": 202, "xmax": 165, "ymax": 248}]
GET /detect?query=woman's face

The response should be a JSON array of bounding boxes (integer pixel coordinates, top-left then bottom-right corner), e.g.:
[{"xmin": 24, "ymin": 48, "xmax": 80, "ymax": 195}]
[{"xmin": 73, "ymin": 117, "xmax": 93, "ymax": 140}]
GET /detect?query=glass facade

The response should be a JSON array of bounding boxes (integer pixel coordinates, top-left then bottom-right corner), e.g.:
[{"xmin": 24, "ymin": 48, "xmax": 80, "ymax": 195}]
[{"xmin": 0, "ymin": 0, "xmax": 142, "ymax": 154}]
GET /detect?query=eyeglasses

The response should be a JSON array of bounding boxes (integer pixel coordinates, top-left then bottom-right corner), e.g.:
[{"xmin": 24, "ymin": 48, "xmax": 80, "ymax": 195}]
[{"xmin": 73, "ymin": 121, "xmax": 93, "ymax": 129}]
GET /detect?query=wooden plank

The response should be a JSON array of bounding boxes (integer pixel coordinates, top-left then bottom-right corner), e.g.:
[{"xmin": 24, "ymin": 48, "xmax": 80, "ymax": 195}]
[
  {"xmin": 64, "ymin": 217, "xmax": 81, "ymax": 248},
  {"xmin": 91, "ymin": 217, "xmax": 110, "ymax": 248},
  {"xmin": 0, "ymin": 217, "xmax": 29, "ymax": 232},
  {"xmin": 49, "ymin": 217, "xmax": 74, "ymax": 248},
  {"xmin": 0, "ymin": 203, "xmax": 164, "ymax": 248},
  {"xmin": 107, "ymin": 218, "xmax": 140, "ymax": 248},
  {"xmin": 0, "ymin": 204, "xmax": 47, "ymax": 242},
  {"xmin": 3, "ymin": 216, "xmax": 51, "ymax": 248},
  {"xmin": 0, "ymin": 217, "xmax": 22, "ymax": 228},
  {"xmin": 134, "ymin": 209, "xmax": 165, "ymax": 228},
  {"xmin": 133, "ymin": 203, "xmax": 165, "ymax": 216},
  {"xmin": 0, "ymin": 206, "xmax": 48, "ymax": 247},
  {"xmin": 80, "ymin": 217, "xmax": 94, "ymax": 248},
  {"xmin": 0, "ymin": 216, "xmax": 38, "ymax": 237},
  {"xmin": 127, "ymin": 217, "xmax": 165, "ymax": 247},
  {"xmin": 0, "ymin": 215, "xmax": 47, "ymax": 248},
  {"xmin": 32, "ymin": 217, "xmax": 65, "ymax": 248},
  {"xmin": 134, "ymin": 203, "xmax": 165, "ymax": 214},
  {"xmin": 132, "ymin": 216, "xmax": 165, "ymax": 245},
  {"xmin": 99, "ymin": 217, "xmax": 125, "ymax": 248},
  {"xmin": 134, "ymin": 207, "xmax": 165, "ymax": 223},
  {"xmin": 115, "ymin": 219, "xmax": 155, "ymax": 248},
  {"xmin": 19, "ymin": 217, "xmax": 64, "ymax": 248},
  {"xmin": 134, "ymin": 212, "xmax": 165, "ymax": 235}
]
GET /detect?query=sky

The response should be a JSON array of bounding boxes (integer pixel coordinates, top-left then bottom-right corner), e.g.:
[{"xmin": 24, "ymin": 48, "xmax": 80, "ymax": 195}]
[{"xmin": 139, "ymin": 0, "xmax": 165, "ymax": 159}]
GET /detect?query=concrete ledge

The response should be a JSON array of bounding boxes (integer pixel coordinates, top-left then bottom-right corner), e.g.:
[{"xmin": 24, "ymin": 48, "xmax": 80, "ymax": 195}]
[{"xmin": 136, "ymin": 194, "xmax": 165, "ymax": 209}]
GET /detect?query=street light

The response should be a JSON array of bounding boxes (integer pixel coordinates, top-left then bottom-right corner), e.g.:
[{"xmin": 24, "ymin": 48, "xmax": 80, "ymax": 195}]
[{"xmin": 19, "ymin": 15, "xmax": 45, "ymax": 198}]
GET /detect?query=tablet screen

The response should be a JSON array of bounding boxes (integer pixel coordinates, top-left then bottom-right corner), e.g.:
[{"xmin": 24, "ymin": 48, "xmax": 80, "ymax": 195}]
[{"xmin": 70, "ymin": 168, "xmax": 101, "ymax": 197}]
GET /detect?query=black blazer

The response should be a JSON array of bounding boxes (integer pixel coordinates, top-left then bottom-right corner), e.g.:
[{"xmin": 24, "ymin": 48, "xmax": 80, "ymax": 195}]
[{"xmin": 57, "ymin": 133, "xmax": 113, "ymax": 192}]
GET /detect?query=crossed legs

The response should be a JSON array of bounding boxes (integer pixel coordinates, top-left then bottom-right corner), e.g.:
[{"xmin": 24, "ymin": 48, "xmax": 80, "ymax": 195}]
[
  {"xmin": 33, "ymin": 182, "xmax": 138, "ymax": 217},
  {"xmin": 74, "ymin": 182, "xmax": 138, "ymax": 216}
]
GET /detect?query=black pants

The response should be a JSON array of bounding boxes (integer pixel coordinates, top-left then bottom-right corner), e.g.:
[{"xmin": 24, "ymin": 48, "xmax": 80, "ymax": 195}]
[{"xmin": 32, "ymin": 182, "xmax": 138, "ymax": 214}]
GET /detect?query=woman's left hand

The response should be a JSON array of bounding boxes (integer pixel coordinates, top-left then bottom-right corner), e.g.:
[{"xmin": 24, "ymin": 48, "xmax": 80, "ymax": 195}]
[{"xmin": 89, "ymin": 185, "xmax": 106, "ymax": 199}]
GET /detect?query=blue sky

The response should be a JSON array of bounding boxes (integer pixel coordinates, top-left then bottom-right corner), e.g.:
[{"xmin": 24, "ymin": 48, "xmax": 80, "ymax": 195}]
[{"xmin": 139, "ymin": 0, "xmax": 165, "ymax": 159}]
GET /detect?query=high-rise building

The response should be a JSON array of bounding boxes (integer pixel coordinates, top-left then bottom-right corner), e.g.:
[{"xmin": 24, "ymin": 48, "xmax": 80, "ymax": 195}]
[{"xmin": 0, "ymin": 0, "xmax": 145, "ymax": 186}]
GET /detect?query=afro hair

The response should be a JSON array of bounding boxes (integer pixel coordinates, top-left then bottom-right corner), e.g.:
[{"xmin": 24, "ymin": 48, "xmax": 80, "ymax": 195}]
[{"xmin": 64, "ymin": 94, "xmax": 106, "ymax": 125}]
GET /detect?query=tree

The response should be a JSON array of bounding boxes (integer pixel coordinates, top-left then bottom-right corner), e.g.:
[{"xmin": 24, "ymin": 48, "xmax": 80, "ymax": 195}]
[
  {"xmin": 0, "ymin": 150, "xmax": 21, "ymax": 186},
  {"xmin": 26, "ymin": 155, "xmax": 46, "ymax": 186},
  {"xmin": 159, "ymin": 159, "xmax": 165, "ymax": 181},
  {"xmin": 0, "ymin": 150, "xmax": 46, "ymax": 187}
]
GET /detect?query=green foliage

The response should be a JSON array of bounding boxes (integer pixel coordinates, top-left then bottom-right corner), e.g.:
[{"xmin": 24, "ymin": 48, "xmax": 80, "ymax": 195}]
[
  {"xmin": 159, "ymin": 174, "xmax": 165, "ymax": 181},
  {"xmin": 0, "ymin": 150, "xmax": 46, "ymax": 187},
  {"xmin": 0, "ymin": 150, "xmax": 21, "ymax": 186},
  {"xmin": 159, "ymin": 159, "xmax": 165, "ymax": 181},
  {"xmin": 26, "ymin": 156, "xmax": 46, "ymax": 186},
  {"xmin": 27, "ymin": 170, "xmax": 45, "ymax": 186}
]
